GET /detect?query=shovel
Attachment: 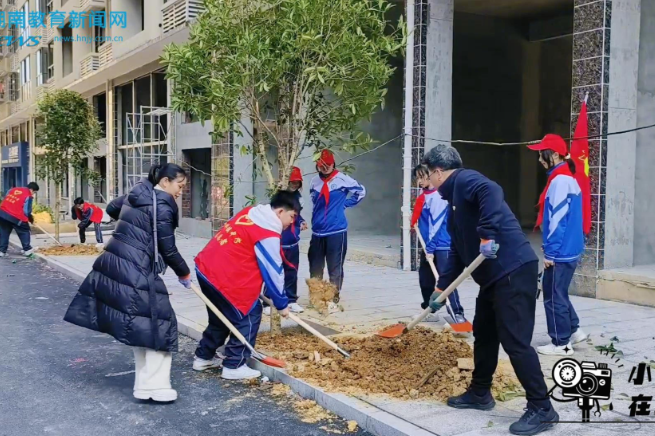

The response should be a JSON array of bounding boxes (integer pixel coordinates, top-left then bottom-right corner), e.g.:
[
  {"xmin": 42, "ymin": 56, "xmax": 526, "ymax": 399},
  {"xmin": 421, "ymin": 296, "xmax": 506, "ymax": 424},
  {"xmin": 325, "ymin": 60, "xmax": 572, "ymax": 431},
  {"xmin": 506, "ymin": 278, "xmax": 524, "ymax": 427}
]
[
  {"xmin": 377, "ymin": 253, "xmax": 485, "ymax": 338},
  {"xmin": 189, "ymin": 283, "xmax": 286, "ymax": 368},
  {"xmin": 260, "ymin": 293, "xmax": 351, "ymax": 359},
  {"xmin": 32, "ymin": 223, "xmax": 63, "ymax": 246},
  {"xmin": 414, "ymin": 229, "xmax": 472, "ymax": 333}
]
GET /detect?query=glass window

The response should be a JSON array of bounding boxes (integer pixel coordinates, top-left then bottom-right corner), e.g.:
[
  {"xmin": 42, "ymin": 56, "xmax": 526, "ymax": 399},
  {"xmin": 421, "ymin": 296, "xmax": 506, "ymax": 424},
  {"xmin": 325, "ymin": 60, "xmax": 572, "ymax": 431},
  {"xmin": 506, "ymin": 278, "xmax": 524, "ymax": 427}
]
[
  {"xmin": 36, "ymin": 50, "xmax": 42, "ymax": 86},
  {"xmin": 20, "ymin": 56, "xmax": 30, "ymax": 85},
  {"xmin": 119, "ymin": 83, "xmax": 134, "ymax": 145}
]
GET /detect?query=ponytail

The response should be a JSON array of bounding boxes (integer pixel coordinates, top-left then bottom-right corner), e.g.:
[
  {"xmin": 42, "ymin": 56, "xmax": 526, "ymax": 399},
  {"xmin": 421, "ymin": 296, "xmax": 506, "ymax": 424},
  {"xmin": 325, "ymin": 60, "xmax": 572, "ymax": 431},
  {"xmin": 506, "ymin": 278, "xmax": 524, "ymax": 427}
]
[
  {"xmin": 148, "ymin": 162, "xmax": 187, "ymax": 186},
  {"xmin": 564, "ymin": 154, "xmax": 577, "ymax": 175}
]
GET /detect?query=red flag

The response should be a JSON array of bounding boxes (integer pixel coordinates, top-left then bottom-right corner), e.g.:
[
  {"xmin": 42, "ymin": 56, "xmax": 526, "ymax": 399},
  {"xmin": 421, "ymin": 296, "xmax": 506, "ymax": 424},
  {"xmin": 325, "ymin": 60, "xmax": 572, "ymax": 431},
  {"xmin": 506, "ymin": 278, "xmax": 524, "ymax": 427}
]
[{"xmin": 571, "ymin": 100, "xmax": 592, "ymax": 235}]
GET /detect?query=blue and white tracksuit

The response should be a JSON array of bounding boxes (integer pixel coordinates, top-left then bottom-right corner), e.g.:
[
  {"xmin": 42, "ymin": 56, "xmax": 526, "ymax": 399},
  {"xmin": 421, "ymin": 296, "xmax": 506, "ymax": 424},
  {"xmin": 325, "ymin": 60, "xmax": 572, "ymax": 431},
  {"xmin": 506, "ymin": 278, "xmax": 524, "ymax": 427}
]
[
  {"xmin": 541, "ymin": 165, "xmax": 585, "ymax": 346},
  {"xmin": 308, "ymin": 172, "xmax": 366, "ymax": 292},
  {"xmin": 280, "ymin": 190, "xmax": 305, "ymax": 303},
  {"xmin": 416, "ymin": 189, "xmax": 464, "ymax": 317}
]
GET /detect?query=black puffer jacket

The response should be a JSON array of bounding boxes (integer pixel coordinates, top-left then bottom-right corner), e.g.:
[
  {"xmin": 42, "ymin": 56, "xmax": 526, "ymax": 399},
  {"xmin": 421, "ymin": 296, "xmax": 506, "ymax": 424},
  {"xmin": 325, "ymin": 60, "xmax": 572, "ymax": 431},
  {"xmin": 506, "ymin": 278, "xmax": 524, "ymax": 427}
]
[{"xmin": 64, "ymin": 179, "xmax": 190, "ymax": 352}]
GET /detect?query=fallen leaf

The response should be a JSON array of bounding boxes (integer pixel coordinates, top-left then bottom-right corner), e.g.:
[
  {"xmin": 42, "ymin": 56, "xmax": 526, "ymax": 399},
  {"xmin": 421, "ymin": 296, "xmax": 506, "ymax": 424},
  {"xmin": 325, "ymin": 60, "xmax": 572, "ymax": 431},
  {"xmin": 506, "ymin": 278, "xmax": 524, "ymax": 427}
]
[
  {"xmin": 611, "ymin": 336, "xmax": 620, "ymax": 342},
  {"xmin": 347, "ymin": 421, "xmax": 358, "ymax": 432},
  {"xmin": 601, "ymin": 404, "xmax": 611, "ymax": 411},
  {"xmin": 486, "ymin": 421, "xmax": 494, "ymax": 428}
]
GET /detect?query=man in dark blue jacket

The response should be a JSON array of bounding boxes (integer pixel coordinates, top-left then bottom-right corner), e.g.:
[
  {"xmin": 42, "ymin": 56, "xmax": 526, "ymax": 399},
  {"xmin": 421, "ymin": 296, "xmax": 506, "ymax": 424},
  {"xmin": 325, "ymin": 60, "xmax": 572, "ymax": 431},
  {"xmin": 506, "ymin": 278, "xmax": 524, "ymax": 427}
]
[{"xmin": 423, "ymin": 144, "xmax": 558, "ymax": 436}]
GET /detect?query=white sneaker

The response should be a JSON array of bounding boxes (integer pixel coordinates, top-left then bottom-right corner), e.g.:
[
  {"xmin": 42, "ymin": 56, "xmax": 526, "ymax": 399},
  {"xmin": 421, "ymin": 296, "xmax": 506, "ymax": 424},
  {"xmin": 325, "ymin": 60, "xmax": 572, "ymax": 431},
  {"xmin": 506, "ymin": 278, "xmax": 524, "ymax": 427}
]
[
  {"xmin": 133, "ymin": 388, "xmax": 178, "ymax": 402},
  {"xmin": 95, "ymin": 243, "xmax": 105, "ymax": 250},
  {"xmin": 263, "ymin": 307, "xmax": 271, "ymax": 316},
  {"xmin": 23, "ymin": 249, "xmax": 35, "ymax": 257},
  {"xmin": 0, "ymin": 252, "xmax": 6, "ymax": 258},
  {"xmin": 221, "ymin": 365, "xmax": 261, "ymax": 380},
  {"xmin": 412, "ymin": 310, "xmax": 440, "ymax": 322},
  {"xmin": 193, "ymin": 356, "xmax": 223, "ymax": 371},
  {"xmin": 571, "ymin": 329, "xmax": 589, "ymax": 344},
  {"xmin": 327, "ymin": 302, "xmax": 339, "ymax": 314},
  {"xmin": 289, "ymin": 303, "xmax": 304, "ymax": 313},
  {"xmin": 537, "ymin": 342, "xmax": 574, "ymax": 356}
]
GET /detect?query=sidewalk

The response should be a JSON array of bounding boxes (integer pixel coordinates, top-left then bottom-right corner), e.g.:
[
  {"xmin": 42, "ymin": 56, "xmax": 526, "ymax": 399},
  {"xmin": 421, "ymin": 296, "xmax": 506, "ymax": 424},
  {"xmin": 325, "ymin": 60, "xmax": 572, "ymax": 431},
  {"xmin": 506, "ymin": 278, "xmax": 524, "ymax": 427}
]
[{"xmin": 15, "ymin": 233, "xmax": 655, "ymax": 435}]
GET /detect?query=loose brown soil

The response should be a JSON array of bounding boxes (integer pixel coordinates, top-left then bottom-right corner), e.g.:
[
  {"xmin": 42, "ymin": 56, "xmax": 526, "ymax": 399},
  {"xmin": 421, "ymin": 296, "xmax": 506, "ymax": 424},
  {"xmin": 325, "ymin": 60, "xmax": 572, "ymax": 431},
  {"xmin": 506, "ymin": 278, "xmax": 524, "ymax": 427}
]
[
  {"xmin": 306, "ymin": 278, "xmax": 337, "ymax": 314},
  {"xmin": 258, "ymin": 327, "xmax": 523, "ymax": 402},
  {"xmin": 40, "ymin": 244, "xmax": 103, "ymax": 256}
]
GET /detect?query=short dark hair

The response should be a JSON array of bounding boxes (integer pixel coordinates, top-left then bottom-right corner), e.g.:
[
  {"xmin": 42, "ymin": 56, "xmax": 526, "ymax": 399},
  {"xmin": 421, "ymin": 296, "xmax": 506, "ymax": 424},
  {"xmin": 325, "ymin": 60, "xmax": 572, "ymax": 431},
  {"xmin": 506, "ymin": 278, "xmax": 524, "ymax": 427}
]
[
  {"xmin": 148, "ymin": 163, "xmax": 187, "ymax": 186},
  {"xmin": 270, "ymin": 190, "xmax": 301, "ymax": 214},
  {"xmin": 412, "ymin": 164, "xmax": 429, "ymax": 180},
  {"xmin": 422, "ymin": 144, "xmax": 463, "ymax": 171},
  {"xmin": 27, "ymin": 182, "xmax": 40, "ymax": 192},
  {"xmin": 74, "ymin": 197, "xmax": 85, "ymax": 205}
]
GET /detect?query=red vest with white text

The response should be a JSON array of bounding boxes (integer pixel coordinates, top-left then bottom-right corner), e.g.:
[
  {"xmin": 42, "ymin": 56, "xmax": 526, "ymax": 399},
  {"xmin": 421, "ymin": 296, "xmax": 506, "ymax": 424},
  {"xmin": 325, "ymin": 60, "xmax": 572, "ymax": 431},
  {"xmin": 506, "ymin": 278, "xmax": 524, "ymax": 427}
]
[
  {"xmin": 76, "ymin": 203, "xmax": 103, "ymax": 224},
  {"xmin": 195, "ymin": 207, "xmax": 280, "ymax": 315},
  {"xmin": 0, "ymin": 188, "xmax": 31, "ymax": 223}
]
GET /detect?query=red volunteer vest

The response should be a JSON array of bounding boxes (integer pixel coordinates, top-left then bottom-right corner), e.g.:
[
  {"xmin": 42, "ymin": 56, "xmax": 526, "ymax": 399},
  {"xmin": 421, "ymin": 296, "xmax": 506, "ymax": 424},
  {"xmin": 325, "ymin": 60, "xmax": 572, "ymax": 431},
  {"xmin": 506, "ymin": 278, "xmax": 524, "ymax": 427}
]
[
  {"xmin": 195, "ymin": 207, "xmax": 280, "ymax": 315},
  {"xmin": 76, "ymin": 203, "xmax": 103, "ymax": 224},
  {"xmin": 0, "ymin": 188, "xmax": 31, "ymax": 223}
]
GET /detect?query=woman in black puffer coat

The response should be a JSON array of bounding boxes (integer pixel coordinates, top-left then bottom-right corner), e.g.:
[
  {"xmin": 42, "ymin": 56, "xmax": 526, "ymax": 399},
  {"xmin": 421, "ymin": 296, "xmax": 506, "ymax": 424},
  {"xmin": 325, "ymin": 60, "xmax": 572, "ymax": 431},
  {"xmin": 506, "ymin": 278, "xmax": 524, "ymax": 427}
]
[{"xmin": 64, "ymin": 163, "xmax": 192, "ymax": 403}]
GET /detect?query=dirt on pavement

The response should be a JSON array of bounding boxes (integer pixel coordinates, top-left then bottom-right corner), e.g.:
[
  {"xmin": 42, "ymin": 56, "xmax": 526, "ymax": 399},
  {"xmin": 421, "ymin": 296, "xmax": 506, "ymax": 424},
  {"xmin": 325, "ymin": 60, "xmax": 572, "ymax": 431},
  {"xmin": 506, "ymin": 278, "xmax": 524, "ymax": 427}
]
[
  {"xmin": 39, "ymin": 244, "xmax": 103, "ymax": 256},
  {"xmin": 257, "ymin": 327, "xmax": 523, "ymax": 402}
]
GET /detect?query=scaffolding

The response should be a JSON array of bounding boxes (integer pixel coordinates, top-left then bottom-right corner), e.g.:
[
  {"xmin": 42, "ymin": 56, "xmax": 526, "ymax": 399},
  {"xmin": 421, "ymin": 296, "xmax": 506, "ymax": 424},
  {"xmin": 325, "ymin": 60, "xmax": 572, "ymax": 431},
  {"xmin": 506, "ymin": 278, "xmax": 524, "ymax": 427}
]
[{"xmin": 121, "ymin": 106, "xmax": 176, "ymax": 191}]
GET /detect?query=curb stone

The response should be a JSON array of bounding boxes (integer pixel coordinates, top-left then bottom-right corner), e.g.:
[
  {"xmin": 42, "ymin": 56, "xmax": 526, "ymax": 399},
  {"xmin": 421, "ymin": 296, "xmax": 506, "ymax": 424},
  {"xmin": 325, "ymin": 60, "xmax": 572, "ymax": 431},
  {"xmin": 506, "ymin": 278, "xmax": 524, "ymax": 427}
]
[{"xmin": 17, "ymin": 242, "xmax": 429, "ymax": 436}]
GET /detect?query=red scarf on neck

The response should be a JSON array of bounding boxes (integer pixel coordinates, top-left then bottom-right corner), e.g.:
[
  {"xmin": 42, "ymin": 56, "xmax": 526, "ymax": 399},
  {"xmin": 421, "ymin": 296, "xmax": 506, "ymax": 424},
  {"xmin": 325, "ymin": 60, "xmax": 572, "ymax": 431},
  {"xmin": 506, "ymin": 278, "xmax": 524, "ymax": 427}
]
[
  {"xmin": 535, "ymin": 163, "xmax": 572, "ymax": 231},
  {"xmin": 319, "ymin": 170, "xmax": 339, "ymax": 220}
]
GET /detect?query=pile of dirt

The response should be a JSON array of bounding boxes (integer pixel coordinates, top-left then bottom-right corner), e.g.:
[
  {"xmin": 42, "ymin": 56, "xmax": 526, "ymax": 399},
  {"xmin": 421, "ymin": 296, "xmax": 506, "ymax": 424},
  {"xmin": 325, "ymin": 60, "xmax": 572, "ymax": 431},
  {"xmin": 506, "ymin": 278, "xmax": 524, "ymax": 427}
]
[
  {"xmin": 306, "ymin": 278, "xmax": 337, "ymax": 314},
  {"xmin": 258, "ymin": 327, "xmax": 523, "ymax": 402},
  {"xmin": 32, "ymin": 212, "xmax": 53, "ymax": 225},
  {"xmin": 40, "ymin": 244, "xmax": 103, "ymax": 256}
]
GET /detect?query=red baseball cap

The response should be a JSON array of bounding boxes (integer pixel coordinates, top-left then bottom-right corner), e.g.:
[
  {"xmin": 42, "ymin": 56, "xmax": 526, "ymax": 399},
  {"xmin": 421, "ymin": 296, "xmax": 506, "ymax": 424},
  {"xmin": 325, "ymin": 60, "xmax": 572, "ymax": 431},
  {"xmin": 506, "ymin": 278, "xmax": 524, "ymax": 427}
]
[
  {"xmin": 317, "ymin": 149, "xmax": 335, "ymax": 167},
  {"xmin": 289, "ymin": 166, "xmax": 303, "ymax": 182},
  {"xmin": 527, "ymin": 134, "xmax": 568, "ymax": 156}
]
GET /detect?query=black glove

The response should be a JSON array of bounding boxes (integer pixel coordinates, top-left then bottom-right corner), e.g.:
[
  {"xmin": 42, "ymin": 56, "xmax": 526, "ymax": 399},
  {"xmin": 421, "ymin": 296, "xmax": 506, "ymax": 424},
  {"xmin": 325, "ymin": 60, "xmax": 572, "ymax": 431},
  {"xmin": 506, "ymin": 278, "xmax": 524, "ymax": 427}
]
[{"xmin": 28, "ymin": 215, "xmax": 34, "ymax": 224}]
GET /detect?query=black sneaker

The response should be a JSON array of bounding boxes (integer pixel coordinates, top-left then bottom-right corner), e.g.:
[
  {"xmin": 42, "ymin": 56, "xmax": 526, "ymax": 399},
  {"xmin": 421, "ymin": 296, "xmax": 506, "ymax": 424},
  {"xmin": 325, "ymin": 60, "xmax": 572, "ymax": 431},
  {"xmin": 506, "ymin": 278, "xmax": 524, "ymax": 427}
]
[
  {"xmin": 509, "ymin": 404, "xmax": 559, "ymax": 435},
  {"xmin": 447, "ymin": 389, "xmax": 495, "ymax": 410}
]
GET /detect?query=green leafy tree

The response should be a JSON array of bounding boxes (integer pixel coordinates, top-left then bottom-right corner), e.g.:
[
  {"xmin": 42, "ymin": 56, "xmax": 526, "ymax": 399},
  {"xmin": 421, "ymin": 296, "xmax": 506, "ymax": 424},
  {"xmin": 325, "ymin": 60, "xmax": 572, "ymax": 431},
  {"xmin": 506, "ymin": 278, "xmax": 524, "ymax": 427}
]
[
  {"xmin": 36, "ymin": 89, "xmax": 102, "ymax": 241},
  {"xmin": 163, "ymin": 0, "xmax": 404, "ymax": 333}
]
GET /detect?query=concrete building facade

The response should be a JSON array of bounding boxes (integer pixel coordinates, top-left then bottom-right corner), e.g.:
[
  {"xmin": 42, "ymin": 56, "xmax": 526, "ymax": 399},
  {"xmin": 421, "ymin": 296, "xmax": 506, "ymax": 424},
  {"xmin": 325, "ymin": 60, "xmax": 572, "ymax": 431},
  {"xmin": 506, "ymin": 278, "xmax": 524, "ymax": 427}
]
[{"xmin": 0, "ymin": 0, "xmax": 653, "ymax": 305}]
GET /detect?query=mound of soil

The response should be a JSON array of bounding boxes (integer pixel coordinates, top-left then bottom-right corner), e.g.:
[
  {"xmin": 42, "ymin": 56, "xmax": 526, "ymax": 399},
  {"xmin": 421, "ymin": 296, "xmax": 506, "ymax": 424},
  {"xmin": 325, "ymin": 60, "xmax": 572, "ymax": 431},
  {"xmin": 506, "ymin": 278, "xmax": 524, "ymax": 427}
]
[
  {"xmin": 258, "ymin": 327, "xmax": 523, "ymax": 402},
  {"xmin": 40, "ymin": 244, "xmax": 103, "ymax": 256},
  {"xmin": 306, "ymin": 278, "xmax": 337, "ymax": 313}
]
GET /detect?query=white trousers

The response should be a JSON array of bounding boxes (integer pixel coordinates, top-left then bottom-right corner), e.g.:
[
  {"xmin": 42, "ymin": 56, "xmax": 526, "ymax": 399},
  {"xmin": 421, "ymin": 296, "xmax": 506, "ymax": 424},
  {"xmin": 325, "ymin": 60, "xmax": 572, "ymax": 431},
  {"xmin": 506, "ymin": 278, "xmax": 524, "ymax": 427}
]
[{"xmin": 133, "ymin": 347, "xmax": 173, "ymax": 391}]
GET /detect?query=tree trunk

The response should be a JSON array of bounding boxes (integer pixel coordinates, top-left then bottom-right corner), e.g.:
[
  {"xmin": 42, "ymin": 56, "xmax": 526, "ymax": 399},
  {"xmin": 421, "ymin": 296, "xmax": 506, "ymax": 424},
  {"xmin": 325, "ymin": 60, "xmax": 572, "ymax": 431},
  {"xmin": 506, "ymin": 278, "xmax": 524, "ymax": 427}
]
[
  {"xmin": 270, "ymin": 308, "xmax": 282, "ymax": 336},
  {"xmin": 54, "ymin": 184, "xmax": 61, "ymax": 242}
]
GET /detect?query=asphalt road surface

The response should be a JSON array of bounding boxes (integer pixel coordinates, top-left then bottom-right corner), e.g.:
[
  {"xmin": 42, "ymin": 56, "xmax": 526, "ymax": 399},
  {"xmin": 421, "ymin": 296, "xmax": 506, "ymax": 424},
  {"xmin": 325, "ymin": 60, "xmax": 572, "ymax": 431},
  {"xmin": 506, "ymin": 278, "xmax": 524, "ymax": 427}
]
[{"xmin": 0, "ymin": 249, "xmax": 370, "ymax": 436}]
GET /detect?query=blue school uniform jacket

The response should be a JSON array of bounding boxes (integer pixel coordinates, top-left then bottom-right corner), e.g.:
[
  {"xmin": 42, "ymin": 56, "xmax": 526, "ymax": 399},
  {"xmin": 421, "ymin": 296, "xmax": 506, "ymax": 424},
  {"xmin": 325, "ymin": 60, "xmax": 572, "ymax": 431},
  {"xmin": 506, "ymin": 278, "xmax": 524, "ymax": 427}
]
[
  {"xmin": 281, "ymin": 190, "xmax": 305, "ymax": 248},
  {"xmin": 416, "ymin": 188, "xmax": 451, "ymax": 253},
  {"xmin": 310, "ymin": 172, "xmax": 366, "ymax": 237},
  {"xmin": 542, "ymin": 165, "xmax": 585, "ymax": 263}
]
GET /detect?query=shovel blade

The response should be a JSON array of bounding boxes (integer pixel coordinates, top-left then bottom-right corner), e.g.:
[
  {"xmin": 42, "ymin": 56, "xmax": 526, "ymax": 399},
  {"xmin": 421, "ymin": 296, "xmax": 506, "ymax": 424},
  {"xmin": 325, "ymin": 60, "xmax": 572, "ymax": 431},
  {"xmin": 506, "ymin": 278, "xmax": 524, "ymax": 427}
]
[
  {"xmin": 449, "ymin": 320, "xmax": 473, "ymax": 333},
  {"xmin": 376, "ymin": 323, "xmax": 407, "ymax": 338},
  {"xmin": 259, "ymin": 355, "xmax": 286, "ymax": 368}
]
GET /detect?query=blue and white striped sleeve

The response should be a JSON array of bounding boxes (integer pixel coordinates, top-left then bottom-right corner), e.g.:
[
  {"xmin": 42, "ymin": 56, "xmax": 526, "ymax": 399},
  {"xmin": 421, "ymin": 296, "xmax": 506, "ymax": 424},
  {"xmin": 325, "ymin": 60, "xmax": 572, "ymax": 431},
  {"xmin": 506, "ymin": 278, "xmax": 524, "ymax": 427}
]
[
  {"xmin": 544, "ymin": 178, "xmax": 570, "ymax": 261},
  {"xmin": 255, "ymin": 237, "xmax": 289, "ymax": 310},
  {"xmin": 343, "ymin": 175, "xmax": 366, "ymax": 208}
]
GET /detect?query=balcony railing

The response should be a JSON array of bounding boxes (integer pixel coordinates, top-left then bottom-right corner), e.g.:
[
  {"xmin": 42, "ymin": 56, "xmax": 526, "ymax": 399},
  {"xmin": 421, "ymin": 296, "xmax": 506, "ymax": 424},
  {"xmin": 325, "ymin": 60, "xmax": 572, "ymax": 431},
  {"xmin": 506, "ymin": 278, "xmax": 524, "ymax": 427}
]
[
  {"xmin": 80, "ymin": 52, "xmax": 100, "ymax": 78},
  {"xmin": 79, "ymin": 0, "xmax": 105, "ymax": 12},
  {"xmin": 99, "ymin": 42, "xmax": 113, "ymax": 68},
  {"xmin": 162, "ymin": 0, "xmax": 205, "ymax": 33}
]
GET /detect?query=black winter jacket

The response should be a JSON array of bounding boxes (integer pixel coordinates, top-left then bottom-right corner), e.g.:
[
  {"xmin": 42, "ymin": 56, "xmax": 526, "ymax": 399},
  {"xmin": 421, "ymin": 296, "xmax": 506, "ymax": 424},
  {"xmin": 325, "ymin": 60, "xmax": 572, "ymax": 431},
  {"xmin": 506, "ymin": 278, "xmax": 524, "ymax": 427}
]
[
  {"xmin": 64, "ymin": 179, "xmax": 190, "ymax": 352},
  {"xmin": 436, "ymin": 169, "xmax": 538, "ymax": 291}
]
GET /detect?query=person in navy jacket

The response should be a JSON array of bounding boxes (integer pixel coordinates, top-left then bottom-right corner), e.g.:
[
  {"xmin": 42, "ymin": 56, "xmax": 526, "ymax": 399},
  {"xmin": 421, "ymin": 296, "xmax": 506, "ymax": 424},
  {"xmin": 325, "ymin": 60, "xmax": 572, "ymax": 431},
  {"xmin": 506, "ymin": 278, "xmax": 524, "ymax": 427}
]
[
  {"xmin": 422, "ymin": 144, "xmax": 558, "ymax": 435},
  {"xmin": 528, "ymin": 134, "xmax": 587, "ymax": 357},
  {"xmin": 309, "ymin": 150, "xmax": 366, "ymax": 307},
  {"xmin": 264, "ymin": 167, "xmax": 307, "ymax": 315},
  {"xmin": 410, "ymin": 164, "xmax": 465, "ymax": 323}
]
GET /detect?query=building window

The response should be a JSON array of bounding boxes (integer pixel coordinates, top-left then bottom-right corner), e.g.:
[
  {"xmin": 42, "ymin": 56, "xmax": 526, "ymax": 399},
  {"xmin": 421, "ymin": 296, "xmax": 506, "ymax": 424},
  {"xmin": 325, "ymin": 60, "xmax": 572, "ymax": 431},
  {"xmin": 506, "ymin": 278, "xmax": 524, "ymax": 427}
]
[
  {"xmin": 20, "ymin": 56, "xmax": 30, "ymax": 86},
  {"xmin": 62, "ymin": 25, "xmax": 73, "ymax": 77},
  {"xmin": 20, "ymin": 2, "xmax": 30, "ymax": 40},
  {"xmin": 94, "ymin": 9, "xmax": 106, "ymax": 53},
  {"xmin": 47, "ymin": 42, "xmax": 54, "ymax": 81},
  {"xmin": 9, "ymin": 73, "xmax": 19, "ymax": 101},
  {"xmin": 183, "ymin": 149, "xmax": 212, "ymax": 220},
  {"xmin": 36, "ymin": 50, "xmax": 42, "ymax": 85},
  {"xmin": 93, "ymin": 93, "xmax": 107, "ymax": 137}
]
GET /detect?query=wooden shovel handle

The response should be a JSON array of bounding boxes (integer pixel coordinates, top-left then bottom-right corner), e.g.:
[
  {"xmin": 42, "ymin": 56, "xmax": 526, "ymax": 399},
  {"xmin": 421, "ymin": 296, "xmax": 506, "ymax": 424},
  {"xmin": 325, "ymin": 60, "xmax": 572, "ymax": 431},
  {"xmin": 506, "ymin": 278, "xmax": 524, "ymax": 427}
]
[
  {"xmin": 414, "ymin": 228, "xmax": 454, "ymax": 312},
  {"xmin": 406, "ymin": 253, "xmax": 485, "ymax": 331},
  {"xmin": 260, "ymin": 294, "xmax": 350, "ymax": 358},
  {"xmin": 190, "ymin": 283, "xmax": 257, "ymax": 355}
]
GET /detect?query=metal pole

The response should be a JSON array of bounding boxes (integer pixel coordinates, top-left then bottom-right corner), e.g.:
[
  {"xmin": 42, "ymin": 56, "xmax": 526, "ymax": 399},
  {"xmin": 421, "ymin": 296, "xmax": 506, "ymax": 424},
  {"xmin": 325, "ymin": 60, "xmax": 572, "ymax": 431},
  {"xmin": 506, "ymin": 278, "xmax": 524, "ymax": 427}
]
[{"xmin": 401, "ymin": 0, "xmax": 415, "ymax": 271}]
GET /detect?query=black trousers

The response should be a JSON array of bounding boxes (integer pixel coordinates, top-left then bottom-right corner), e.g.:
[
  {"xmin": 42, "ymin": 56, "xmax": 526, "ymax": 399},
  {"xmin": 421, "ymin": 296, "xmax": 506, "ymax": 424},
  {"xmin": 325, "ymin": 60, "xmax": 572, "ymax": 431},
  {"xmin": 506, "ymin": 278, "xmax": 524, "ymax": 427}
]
[
  {"xmin": 194, "ymin": 274, "xmax": 262, "ymax": 369},
  {"xmin": 0, "ymin": 217, "xmax": 32, "ymax": 253},
  {"xmin": 79, "ymin": 222, "xmax": 103, "ymax": 244},
  {"xmin": 471, "ymin": 261, "xmax": 551, "ymax": 410},
  {"xmin": 283, "ymin": 245, "xmax": 300, "ymax": 303},
  {"xmin": 308, "ymin": 232, "xmax": 348, "ymax": 292}
]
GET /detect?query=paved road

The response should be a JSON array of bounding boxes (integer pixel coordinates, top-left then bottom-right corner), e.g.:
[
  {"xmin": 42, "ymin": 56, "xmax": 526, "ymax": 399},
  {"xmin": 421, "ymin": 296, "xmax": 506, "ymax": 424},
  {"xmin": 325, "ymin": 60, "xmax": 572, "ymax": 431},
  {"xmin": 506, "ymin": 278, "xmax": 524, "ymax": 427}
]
[{"xmin": 0, "ymin": 249, "xmax": 370, "ymax": 436}]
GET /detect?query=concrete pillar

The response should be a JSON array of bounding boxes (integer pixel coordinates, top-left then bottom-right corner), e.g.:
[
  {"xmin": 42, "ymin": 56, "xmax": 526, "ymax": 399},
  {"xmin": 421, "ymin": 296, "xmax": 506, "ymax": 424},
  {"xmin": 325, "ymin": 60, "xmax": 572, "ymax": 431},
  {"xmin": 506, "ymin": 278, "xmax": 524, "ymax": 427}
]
[
  {"xmin": 424, "ymin": 0, "xmax": 453, "ymax": 151},
  {"xmin": 401, "ymin": 0, "xmax": 454, "ymax": 271},
  {"xmin": 605, "ymin": 0, "xmax": 641, "ymax": 269},
  {"xmin": 570, "ymin": 0, "xmax": 641, "ymax": 296},
  {"xmin": 106, "ymin": 79, "xmax": 116, "ymax": 200}
]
